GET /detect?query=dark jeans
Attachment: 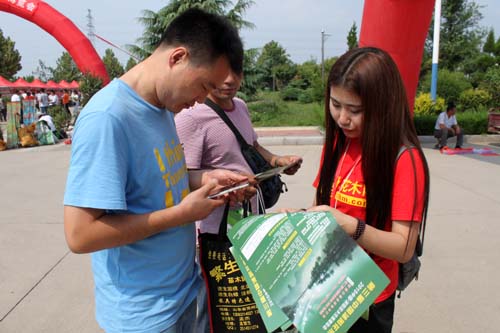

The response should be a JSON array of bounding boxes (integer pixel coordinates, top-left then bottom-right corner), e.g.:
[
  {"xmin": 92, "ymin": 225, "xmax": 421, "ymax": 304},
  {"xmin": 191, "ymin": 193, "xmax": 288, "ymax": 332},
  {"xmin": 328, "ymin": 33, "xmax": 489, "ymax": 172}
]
[
  {"xmin": 434, "ymin": 128, "xmax": 464, "ymax": 148},
  {"xmin": 348, "ymin": 293, "xmax": 395, "ymax": 333}
]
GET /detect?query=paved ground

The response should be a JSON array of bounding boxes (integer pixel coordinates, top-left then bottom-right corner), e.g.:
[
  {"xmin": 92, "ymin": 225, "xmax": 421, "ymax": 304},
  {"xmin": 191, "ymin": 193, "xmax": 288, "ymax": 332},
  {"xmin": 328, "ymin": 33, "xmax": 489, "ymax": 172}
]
[{"xmin": 1, "ymin": 135, "xmax": 500, "ymax": 332}]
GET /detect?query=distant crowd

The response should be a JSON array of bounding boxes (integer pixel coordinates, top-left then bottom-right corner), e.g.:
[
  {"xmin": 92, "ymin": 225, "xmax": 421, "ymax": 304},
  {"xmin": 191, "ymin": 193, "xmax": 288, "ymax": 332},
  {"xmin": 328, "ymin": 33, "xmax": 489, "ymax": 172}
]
[{"xmin": 0, "ymin": 88, "xmax": 81, "ymax": 124}]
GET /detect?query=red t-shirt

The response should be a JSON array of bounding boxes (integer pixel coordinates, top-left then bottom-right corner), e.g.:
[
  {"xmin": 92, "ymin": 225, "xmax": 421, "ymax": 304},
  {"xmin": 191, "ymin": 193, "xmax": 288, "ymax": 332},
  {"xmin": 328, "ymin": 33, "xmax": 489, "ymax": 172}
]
[{"xmin": 313, "ymin": 139, "xmax": 426, "ymax": 302}]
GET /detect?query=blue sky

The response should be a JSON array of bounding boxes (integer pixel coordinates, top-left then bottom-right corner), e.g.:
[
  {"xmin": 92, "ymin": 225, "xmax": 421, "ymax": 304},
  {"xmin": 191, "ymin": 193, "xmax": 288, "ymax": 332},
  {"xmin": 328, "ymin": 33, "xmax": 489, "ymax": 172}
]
[{"xmin": 0, "ymin": 0, "xmax": 499, "ymax": 77}]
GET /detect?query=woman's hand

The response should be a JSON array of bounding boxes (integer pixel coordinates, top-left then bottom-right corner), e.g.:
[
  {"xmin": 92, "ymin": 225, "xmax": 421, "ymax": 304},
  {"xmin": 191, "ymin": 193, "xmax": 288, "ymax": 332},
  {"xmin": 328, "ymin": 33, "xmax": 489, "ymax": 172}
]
[{"xmin": 307, "ymin": 205, "xmax": 357, "ymax": 236}]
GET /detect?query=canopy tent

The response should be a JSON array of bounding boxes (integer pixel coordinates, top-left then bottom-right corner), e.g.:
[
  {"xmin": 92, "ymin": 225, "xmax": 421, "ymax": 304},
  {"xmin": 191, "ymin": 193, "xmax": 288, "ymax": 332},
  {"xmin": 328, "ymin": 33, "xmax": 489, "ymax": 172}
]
[
  {"xmin": 0, "ymin": 75, "xmax": 13, "ymax": 88},
  {"xmin": 45, "ymin": 80, "xmax": 61, "ymax": 89},
  {"xmin": 58, "ymin": 80, "xmax": 71, "ymax": 89},
  {"xmin": 30, "ymin": 78, "xmax": 47, "ymax": 89},
  {"xmin": 12, "ymin": 78, "xmax": 31, "ymax": 88},
  {"xmin": 69, "ymin": 80, "xmax": 79, "ymax": 89}
]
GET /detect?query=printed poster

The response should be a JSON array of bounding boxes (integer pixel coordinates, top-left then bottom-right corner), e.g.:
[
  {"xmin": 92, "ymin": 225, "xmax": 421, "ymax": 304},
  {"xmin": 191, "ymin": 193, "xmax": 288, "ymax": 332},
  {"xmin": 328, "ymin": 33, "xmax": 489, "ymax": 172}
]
[{"xmin": 229, "ymin": 212, "xmax": 389, "ymax": 333}]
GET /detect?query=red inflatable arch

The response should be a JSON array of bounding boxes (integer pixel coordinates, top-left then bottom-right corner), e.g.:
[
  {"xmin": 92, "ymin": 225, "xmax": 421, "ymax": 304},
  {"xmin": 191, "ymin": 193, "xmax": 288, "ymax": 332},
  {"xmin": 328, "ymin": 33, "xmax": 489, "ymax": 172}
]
[
  {"xmin": 0, "ymin": 0, "xmax": 109, "ymax": 84},
  {"xmin": 360, "ymin": 0, "xmax": 435, "ymax": 113}
]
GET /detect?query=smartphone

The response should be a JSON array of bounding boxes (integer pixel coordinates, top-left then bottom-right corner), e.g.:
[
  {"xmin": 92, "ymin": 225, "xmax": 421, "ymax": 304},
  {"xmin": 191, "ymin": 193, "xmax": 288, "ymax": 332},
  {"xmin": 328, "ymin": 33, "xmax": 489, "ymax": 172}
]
[
  {"xmin": 254, "ymin": 159, "xmax": 302, "ymax": 182},
  {"xmin": 207, "ymin": 181, "xmax": 251, "ymax": 199}
]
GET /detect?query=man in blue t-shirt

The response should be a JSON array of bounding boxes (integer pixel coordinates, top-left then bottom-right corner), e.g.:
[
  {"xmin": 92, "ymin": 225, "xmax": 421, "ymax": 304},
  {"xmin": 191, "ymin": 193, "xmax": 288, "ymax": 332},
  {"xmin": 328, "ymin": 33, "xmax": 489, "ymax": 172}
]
[{"xmin": 64, "ymin": 9, "xmax": 249, "ymax": 333}]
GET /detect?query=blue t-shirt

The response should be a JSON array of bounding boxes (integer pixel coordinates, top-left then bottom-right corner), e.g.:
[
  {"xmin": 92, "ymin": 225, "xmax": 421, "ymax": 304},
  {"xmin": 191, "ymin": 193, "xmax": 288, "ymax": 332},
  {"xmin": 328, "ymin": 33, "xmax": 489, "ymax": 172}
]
[{"xmin": 64, "ymin": 79, "xmax": 200, "ymax": 333}]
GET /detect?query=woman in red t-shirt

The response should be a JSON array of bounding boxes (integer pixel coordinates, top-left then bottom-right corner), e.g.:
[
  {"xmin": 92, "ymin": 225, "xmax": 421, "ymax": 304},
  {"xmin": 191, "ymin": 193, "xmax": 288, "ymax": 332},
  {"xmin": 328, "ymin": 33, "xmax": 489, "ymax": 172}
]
[{"xmin": 308, "ymin": 47, "xmax": 430, "ymax": 332}]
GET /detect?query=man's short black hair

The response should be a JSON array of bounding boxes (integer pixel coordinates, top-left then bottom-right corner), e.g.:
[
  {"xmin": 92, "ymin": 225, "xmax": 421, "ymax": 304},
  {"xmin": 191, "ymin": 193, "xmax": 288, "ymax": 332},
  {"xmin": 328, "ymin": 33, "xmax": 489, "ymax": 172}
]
[
  {"xmin": 158, "ymin": 8, "xmax": 243, "ymax": 74},
  {"xmin": 447, "ymin": 101, "xmax": 456, "ymax": 111}
]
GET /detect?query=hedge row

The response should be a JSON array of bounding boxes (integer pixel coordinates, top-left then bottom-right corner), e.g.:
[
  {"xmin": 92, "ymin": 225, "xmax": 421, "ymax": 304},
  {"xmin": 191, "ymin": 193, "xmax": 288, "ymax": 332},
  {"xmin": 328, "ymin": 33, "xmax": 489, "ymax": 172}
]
[{"xmin": 414, "ymin": 110, "xmax": 489, "ymax": 135}]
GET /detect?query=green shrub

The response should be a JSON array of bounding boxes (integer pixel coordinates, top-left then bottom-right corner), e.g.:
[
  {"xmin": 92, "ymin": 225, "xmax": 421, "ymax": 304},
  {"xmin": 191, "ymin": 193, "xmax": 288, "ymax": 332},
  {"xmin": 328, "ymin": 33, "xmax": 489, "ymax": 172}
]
[
  {"xmin": 413, "ymin": 114, "xmax": 436, "ymax": 135},
  {"xmin": 280, "ymin": 86, "xmax": 302, "ymax": 101},
  {"xmin": 458, "ymin": 88, "xmax": 492, "ymax": 112},
  {"xmin": 413, "ymin": 110, "xmax": 489, "ymax": 135},
  {"xmin": 48, "ymin": 105, "xmax": 71, "ymax": 130},
  {"xmin": 298, "ymin": 89, "xmax": 314, "ymax": 104},
  {"xmin": 419, "ymin": 69, "xmax": 472, "ymax": 103},
  {"xmin": 480, "ymin": 66, "xmax": 500, "ymax": 106},
  {"xmin": 414, "ymin": 93, "xmax": 445, "ymax": 116},
  {"xmin": 456, "ymin": 110, "xmax": 489, "ymax": 134}
]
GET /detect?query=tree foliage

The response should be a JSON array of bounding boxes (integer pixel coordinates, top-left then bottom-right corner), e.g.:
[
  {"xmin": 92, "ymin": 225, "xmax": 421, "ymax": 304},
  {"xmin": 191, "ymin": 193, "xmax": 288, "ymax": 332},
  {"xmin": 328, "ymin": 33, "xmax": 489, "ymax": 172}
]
[
  {"xmin": 425, "ymin": 0, "xmax": 485, "ymax": 71},
  {"xmin": 240, "ymin": 48, "xmax": 262, "ymax": 98},
  {"xmin": 51, "ymin": 52, "xmax": 82, "ymax": 82},
  {"xmin": 79, "ymin": 72, "xmax": 104, "ymax": 106},
  {"xmin": 347, "ymin": 22, "xmax": 358, "ymax": 51},
  {"xmin": 129, "ymin": 0, "xmax": 255, "ymax": 59},
  {"xmin": 256, "ymin": 40, "xmax": 296, "ymax": 90},
  {"xmin": 483, "ymin": 29, "xmax": 495, "ymax": 54},
  {"xmin": 102, "ymin": 48, "xmax": 125, "ymax": 79},
  {"xmin": 125, "ymin": 57, "xmax": 138, "ymax": 71},
  {"xmin": 0, "ymin": 28, "xmax": 22, "ymax": 80}
]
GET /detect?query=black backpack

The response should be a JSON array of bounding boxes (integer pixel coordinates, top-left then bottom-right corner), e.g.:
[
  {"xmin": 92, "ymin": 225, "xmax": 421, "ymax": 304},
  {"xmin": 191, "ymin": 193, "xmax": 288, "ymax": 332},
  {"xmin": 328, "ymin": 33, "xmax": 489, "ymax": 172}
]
[{"xmin": 205, "ymin": 98, "xmax": 286, "ymax": 212}]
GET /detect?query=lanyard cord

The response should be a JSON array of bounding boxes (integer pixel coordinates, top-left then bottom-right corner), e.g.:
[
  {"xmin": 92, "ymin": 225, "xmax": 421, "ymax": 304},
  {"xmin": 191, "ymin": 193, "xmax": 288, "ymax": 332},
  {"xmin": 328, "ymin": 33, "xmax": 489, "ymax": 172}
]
[{"xmin": 333, "ymin": 140, "xmax": 362, "ymax": 208}]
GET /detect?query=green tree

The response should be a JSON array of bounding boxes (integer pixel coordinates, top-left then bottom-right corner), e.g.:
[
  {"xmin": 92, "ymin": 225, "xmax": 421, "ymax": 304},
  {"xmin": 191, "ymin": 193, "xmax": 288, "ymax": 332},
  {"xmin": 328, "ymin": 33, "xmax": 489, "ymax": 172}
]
[
  {"xmin": 483, "ymin": 29, "xmax": 495, "ymax": 54},
  {"xmin": 256, "ymin": 40, "xmax": 296, "ymax": 90},
  {"xmin": 79, "ymin": 72, "xmax": 104, "ymax": 106},
  {"xmin": 102, "ymin": 48, "xmax": 125, "ymax": 79},
  {"xmin": 125, "ymin": 57, "xmax": 138, "ymax": 71},
  {"xmin": 0, "ymin": 28, "xmax": 22, "ymax": 80},
  {"xmin": 240, "ymin": 48, "xmax": 262, "ymax": 98},
  {"xmin": 51, "ymin": 52, "xmax": 82, "ymax": 82},
  {"xmin": 129, "ymin": 0, "xmax": 255, "ymax": 59},
  {"xmin": 495, "ymin": 37, "xmax": 500, "ymax": 57},
  {"xmin": 425, "ymin": 0, "xmax": 485, "ymax": 71},
  {"xmin": 480, "ymin": 66, "xmax": 500, "ymax": 106},
  {"xmin": 346, "ymin": 22, "xmax": 358, "ymax": 50}
]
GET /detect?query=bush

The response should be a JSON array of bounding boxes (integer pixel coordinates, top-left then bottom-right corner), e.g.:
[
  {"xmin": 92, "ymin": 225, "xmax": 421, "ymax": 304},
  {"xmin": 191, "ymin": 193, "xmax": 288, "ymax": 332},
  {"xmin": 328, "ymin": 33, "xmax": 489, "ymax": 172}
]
[
  {"xmin": 414, "ymin": 93, "xmax": 445, "ymax": 116},
  {"xmin": 419, "ymin": 69, "xmax": 472, "ymax": 103},
  {"xmin": 413, "ymin": 110, "xmax": 489, "ymax": 135},
  {"xmin": 280, "ymin": 86, "xmax": 302, "ymax": 101},
  {"xmin": 458, "ymin": 88, "xmax": 492, "ymax": 112},
  {"xmin": 480, "ymin": 66, "xmax": 500, "ymax": 106},
  {"xmin": 298, "ymin": 89, "xmax": 314, "ymax": 104},
  {"xmin": 48, "ymin": 105, "xmax": 71, "ymax": 130}
]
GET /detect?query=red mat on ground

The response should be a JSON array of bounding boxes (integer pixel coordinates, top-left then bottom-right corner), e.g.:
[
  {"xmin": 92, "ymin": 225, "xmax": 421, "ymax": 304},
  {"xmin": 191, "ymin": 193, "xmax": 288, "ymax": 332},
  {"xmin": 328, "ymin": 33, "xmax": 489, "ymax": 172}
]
[{"xmin": 440, "ymin": 147, "xmax": 500, "ymax": 156}]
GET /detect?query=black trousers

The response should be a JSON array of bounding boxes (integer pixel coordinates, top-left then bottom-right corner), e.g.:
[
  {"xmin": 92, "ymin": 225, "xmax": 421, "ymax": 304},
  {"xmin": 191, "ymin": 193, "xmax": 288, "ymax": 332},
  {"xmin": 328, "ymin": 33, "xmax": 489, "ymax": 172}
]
[{"xmin": 348, "ymin": 293, "xmax": 395, "ymax": 333}]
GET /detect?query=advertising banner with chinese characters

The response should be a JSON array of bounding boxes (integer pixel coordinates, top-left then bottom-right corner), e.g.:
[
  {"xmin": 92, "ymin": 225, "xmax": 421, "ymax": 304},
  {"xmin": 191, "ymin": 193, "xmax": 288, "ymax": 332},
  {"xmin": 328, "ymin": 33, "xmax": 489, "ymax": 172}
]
[
  {"xmin": 6, "ymin": 102, "xmax": 20, "ymax": 148},
  {"xmin": 0, "ymin": 0, "xmax": 40, "ymax": 16},
  {"xmin": 198, "ymin": 232, "xmax": 268, "ymax": 333},
  {"xmin": 228, "ymin": 212, "xmax": 390, "ymax": 333}
]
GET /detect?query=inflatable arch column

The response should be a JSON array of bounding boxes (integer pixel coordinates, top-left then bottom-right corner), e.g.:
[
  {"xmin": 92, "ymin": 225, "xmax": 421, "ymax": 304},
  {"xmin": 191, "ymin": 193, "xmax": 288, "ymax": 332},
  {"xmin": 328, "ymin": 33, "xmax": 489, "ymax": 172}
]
[
  {"xmin": 0, "ymin": 0, "xmax": 109, "ymax": 84},
  {"xmin": 359, "ymin": 0, "xmax": 435, "ymax": 113}
]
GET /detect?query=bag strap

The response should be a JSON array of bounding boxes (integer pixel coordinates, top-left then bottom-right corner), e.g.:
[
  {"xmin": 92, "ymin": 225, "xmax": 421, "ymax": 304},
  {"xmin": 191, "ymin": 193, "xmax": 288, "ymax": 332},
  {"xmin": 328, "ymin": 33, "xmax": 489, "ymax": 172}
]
[
  {"xmin": 218, "ymin": 203, "xmax": 231, "ymax": 238},
  {"xmin": 396, "ymin": 146, "xmax": 425, "ymax": 254},
  {"xmin": 205, "ymin": 97, "xmax": 252, "ymax": 150}
]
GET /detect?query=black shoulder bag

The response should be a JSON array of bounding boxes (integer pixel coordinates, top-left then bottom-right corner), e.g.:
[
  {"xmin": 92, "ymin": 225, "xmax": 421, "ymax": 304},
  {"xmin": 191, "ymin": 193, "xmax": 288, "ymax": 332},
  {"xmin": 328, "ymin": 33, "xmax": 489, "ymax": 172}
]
[{"xmin": 205, "ymin": 98, "xmax": 286, "ymax": 211}]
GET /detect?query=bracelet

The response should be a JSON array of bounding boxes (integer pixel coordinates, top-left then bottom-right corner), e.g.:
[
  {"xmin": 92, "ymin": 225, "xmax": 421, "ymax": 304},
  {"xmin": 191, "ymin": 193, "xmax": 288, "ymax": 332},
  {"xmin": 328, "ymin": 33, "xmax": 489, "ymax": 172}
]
[{"xmin": 352, "ymin": 218, "xmax": 366, "ymax": 241}]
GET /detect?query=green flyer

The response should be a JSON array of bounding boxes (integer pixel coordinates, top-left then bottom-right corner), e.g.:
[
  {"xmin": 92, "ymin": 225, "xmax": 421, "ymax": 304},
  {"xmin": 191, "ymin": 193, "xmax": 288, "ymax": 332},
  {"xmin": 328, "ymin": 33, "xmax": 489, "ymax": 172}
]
[{"xmin": 228, "ymin": 212, "xmax": 389, "ymax": 333}]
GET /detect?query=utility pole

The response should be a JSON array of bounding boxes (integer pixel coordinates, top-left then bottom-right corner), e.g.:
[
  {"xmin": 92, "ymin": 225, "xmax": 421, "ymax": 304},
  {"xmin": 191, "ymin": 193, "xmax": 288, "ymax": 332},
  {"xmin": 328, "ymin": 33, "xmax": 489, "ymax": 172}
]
[
  {"xmin": 430, "ymin": 0, "xmax": 442, "ymax": 101},
  {"xmin": 86, "ymin": 9, "xmax": 96, "ymax": 45},
  {"xmin": 321, "ymin": 30, "xmax": 331, "ymax": 82}
]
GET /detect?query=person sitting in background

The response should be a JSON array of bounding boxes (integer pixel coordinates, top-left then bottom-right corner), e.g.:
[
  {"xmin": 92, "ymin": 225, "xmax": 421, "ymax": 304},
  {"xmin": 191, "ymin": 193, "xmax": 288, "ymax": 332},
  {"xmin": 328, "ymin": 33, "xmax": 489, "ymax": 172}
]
[
  {"xmin": 36, "ymin": 111, "xmax": 66, "ymax": 140},
  {"xmin": 434, "ymin": 101, "xmax": 464, "ymax": 149}
]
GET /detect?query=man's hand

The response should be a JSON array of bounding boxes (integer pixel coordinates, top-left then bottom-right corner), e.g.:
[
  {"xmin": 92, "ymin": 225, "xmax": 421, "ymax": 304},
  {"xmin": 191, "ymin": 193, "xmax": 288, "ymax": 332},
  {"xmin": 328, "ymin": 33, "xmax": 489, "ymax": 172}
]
[
  {"xmin": 202, "ymin": 169, "xmax": 257, "ymax": 203},
  {"xmin": 177, "ymin": 181, "xmax": 227, "ymax": 221}
]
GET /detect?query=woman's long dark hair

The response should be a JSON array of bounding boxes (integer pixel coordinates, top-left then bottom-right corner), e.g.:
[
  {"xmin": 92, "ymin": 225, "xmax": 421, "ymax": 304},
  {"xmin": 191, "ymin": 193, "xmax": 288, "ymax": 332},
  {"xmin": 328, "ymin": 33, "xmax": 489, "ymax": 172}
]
[{"xmin": 316, "ymin": 47, "xmax": 430, "ymax": 231}]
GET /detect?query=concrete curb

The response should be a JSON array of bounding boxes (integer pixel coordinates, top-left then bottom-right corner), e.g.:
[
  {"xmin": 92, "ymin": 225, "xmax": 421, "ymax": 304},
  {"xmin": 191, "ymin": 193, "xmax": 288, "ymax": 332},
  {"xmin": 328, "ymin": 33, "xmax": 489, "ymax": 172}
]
[{"xmin": 255, "ymin": 127, "xmax": 500, "ymax": 146}]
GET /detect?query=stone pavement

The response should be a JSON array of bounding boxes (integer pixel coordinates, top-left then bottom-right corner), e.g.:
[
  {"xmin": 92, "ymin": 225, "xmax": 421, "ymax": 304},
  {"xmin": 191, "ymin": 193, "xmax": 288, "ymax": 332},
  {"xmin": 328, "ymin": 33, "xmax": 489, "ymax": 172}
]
[{"xmin": 1, "ymin": 132, "xmax": 500, "ymax": 332}]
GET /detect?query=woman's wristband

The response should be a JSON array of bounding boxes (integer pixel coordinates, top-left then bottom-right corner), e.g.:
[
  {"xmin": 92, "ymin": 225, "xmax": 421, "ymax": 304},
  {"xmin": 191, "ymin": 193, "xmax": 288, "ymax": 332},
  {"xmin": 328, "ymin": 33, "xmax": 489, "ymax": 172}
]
[{"xmin": 352, "ymin": 218, "xmax": 366, "ymax": 241}]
